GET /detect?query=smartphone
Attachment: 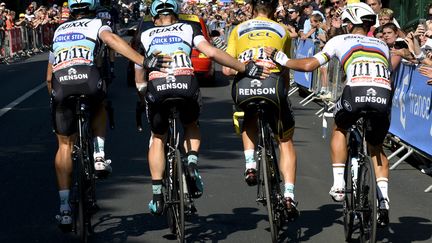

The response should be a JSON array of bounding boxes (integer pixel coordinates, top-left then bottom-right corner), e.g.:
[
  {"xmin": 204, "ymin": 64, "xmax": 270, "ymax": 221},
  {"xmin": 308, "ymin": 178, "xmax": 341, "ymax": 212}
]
[
  {"xmin": 419, "ymin": 18, "xmax": 427, "ymax": 29},
  {"xmin": 394, "ymin": 40, "xmax": 408, "ymax": 49}
]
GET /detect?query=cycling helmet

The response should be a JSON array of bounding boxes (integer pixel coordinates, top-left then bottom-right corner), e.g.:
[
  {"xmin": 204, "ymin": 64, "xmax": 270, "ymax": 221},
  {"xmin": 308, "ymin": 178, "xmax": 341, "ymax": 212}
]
[
  {"xmin": 68, "ymin": 0, "xmax": 98, "ymax": 12},
  {"xmin": 150, "ymin": 0, "xmax": 179, "ymax": 17},
  {"xmin": 341, "ymin": 2, "xmax": 376, "ymax": 26},
  {"xmin": 251, "ymin": 0, "xmax": 279, "ymax": 10}
]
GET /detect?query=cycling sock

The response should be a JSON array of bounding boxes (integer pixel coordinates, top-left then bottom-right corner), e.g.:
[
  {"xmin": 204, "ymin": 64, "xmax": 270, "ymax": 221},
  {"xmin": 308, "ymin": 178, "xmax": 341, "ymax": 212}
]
[
  {"xmin": 332, "ymin": 163, "xmax": 345, "ymax": 188},
  {"xmin": 59, "ymin": 190, "xmax": 71, "ymax": 212},
  {"xmin": 244, "ymin": 149, "xmax": 256, "ymax": 169},
  {"xmin": 152, "ymin": 180, "xmax": 162, "ymax": 196},
  {"xmin": 187, "ymin": 151, "xmax": 199, "ymax": 165},
  {"xmin": 284, "ymin": 183, "xmax": 295, "ymax": 201},
  {"xmin": 93, "ymin": 136, "xmax": 105, "ymax": 159},
  {"xmin": 377, "ymin": 177, "xmax": 389, "ymax": 201}
]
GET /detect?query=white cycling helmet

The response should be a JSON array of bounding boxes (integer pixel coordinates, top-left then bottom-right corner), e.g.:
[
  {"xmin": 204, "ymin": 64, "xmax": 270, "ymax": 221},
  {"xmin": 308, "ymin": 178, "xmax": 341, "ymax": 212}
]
[{"xmin": 341, "ymin": 2, "xmax": 376, "ymax": 26}]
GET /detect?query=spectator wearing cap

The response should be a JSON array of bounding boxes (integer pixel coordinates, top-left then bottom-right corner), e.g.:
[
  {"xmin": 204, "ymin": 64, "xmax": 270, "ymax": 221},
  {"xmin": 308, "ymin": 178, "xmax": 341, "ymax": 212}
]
[
  {"xmin": 287, "ymin": 6, "xmax": 301, "ymax": 36},
  {"xmin": 15, "ymin": 13, "xmax": 28, "ymax": 27},
  {"xmin": 0, "ymin": 2, "xmax": 5, "ymax": 11},
  {"xmin": 299, "ymin": 2, "xmax": 325, "ymax": 40}
]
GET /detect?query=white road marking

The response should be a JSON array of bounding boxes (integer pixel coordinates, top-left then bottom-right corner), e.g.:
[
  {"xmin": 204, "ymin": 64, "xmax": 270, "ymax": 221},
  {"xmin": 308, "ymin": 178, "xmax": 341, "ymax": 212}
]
[{"xmin": 0, "ymin": 82, "xmax": 46, "ymax": 117}]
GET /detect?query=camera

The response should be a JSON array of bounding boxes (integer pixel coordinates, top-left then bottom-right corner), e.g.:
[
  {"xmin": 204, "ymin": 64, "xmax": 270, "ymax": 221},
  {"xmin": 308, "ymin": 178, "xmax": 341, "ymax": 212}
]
[{"xmin": 394, "ymin": 40, "xmax": 408, "ymax": 49}]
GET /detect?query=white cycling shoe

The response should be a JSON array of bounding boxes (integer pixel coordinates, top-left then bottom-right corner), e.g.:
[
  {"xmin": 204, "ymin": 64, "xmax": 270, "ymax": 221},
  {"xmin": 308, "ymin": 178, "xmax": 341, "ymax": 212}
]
[
  {"xmin": 94, "ymin": 157, "xmax": 112, "ymax": 178},
  {"xmin": 329, "ymin": 186, "xmax": 345, "ymax": 202}
]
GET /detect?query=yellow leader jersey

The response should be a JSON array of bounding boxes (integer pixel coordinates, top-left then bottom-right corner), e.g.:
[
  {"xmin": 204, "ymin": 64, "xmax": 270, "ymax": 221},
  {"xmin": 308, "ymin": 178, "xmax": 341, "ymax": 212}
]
[{"xmin": 226, "ymin": 16, "xmax": 291, "ymax": 73}]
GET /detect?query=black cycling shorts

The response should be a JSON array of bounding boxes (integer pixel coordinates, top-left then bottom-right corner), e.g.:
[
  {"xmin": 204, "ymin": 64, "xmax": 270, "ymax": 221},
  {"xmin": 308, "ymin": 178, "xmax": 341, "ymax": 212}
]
[
  {"xmin": 334, "ymin": 85, "xmax": 392, "ymax": 145},
  {"xmin": 232, "ymin": 73, "xmax": 295, "ymax": 140},
  {"xmin": 51, "ymin": 96, "xmax": 103, "ymax": 136},
  {"xmin": 145, "ymin": 75, "xmax": 201, "ymax": 135},
  {"xmin": 51, "ymin": 65, "xmax": 106, "ymax": 136}
]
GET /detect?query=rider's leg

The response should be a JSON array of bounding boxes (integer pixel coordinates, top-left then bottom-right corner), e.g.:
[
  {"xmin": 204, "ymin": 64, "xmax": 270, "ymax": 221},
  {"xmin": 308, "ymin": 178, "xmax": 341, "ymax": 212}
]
[
  {"xmin": 329, "ymin": 125, "xmax": 348, "ymax": 201},
  {"xmin": 242, "ymin": 115, "xmax": 257, "ymax": 169},
  {"xmin": 183, "ymin": 120, "xmax": 201, "ymax": 154},
  {"xmin": 91, "ymin": 103, "xmax": 112, "ymax": 175},
  {"xmin": 369, "ymin": 143, "xmax": 390, "ymax": 204},
  {"xmin": 55, "ymin": 134, "xmax": 76, "ymax": 213},
  {"xmin": 148, "ymin": 133, "xmax": 166, "ymax": 214},
  {"xmin": 183, "ymin": 120, "xmax": 204, "ymax": 198},
  {"xmin": 279, "ymin": 136, "xmax": 297, "ymax": 200},
  {"xmin": 242, "ymin": 115, "xmax": 258, "ymax": 186}
]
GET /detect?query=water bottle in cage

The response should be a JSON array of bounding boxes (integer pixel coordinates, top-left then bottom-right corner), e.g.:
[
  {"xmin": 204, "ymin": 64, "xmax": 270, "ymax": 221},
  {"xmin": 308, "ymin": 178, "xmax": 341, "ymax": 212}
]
[{"xmin": 351, "ymin": 157, "xmax": 359, "ymax": 192}]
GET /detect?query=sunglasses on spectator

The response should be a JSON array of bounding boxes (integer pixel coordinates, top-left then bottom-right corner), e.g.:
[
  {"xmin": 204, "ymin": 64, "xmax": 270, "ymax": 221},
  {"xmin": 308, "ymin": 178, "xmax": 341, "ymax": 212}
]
[
  {"xmin": 288, "ymin": 11, "xmax": 295, "ymax": 14},
  {"xmin": 331, "ymin": 0, "xmax": 340, "ymax": 5}
]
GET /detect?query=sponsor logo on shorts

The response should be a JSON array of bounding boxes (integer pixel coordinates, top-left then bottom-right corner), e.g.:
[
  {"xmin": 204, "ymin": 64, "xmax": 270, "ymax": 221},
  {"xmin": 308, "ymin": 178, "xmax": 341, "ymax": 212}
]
[
  {"xmin": 59, "ymin": 68, "xmax": 88, "ymax": 82},
  {"xmin": 354, "ymin": 88, "xmax": 387, "ymax": 105},
  {"xmin": 238, "ymin": 79, "xmax": 276, "ymax": 96},
  {"xmin": 343, "ymin": 100, "xmax": 352, "ymax": 111},
  {"xmin": 156, "ymin": 82, "xmax": 188, "ymax": 91}
]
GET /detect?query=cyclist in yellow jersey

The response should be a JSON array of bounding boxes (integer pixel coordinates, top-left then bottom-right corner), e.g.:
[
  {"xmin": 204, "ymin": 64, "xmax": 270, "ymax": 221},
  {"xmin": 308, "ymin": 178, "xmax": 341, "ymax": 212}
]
[{"xmin": 222, "ymin": 0, "xmax": 299, "ymax": 219}]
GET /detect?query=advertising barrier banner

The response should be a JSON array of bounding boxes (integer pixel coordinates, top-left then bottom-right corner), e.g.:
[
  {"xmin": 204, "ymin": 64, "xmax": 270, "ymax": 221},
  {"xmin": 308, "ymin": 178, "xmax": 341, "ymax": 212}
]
[
  {"xmin": 293, "ymin": 39, "xmax": 315, "ymax": 89},
  {"xmin": 390, "ymin": 63, "xmax": 432, "ymax": 156}
]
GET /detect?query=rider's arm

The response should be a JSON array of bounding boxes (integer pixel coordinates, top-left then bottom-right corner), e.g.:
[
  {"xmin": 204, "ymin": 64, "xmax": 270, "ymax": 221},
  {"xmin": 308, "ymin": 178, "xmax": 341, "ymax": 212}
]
[
  {"xmin": 46, "ymin": 51, "xmax": 55, "ymax": 95},
  {"xmin": 99, "ymin": 29, "xmax": 144, "ymax": 66},
  {"xmin": 46, "ymin": 63, "xmax": 53, "ymax": 95},
  {"xmin": 196, "ymin": 39, "xmax": 246, "ymax": 74}
]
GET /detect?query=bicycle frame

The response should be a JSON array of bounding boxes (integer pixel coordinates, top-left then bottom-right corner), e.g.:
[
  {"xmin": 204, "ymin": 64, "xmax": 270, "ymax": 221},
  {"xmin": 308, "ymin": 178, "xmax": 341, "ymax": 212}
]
[
  {"xmin": 344, "ymin": 117, "xmax": 377, "ymax": 243},
  {"xmin": 163, "ymin": 99, "xmax": 189, "ymax": 243},
  {"xmin": 71, "ymin": 95, "xmax": 96, "ymax": 243},
  {"xmin": 248, "ymin": 100, "xmax": 285, "ymax": 243}
]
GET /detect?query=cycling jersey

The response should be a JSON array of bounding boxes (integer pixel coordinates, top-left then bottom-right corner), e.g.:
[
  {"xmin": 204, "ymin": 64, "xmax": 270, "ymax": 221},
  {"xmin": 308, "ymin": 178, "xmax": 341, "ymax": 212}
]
[
  {"xmin": 314, "ymin": 34, "xmax": 391, "ymax": 90},
  {"xmin": 137, "ymin": 21, "xmax": 205, "ymax": 134},
  {"xmin": 226, "ymin": 16, "xmax": 291, "ymax": 72},
  {"xmin": 50, "ymin": 17, "xmax": 112, "ymax": 135},
  {"xmin": 314, "ymin": 34, "xmax": 392, "ymax": 145},
  {"xmin": 227, "ymin": 16, "xmax": 294, "ymax": 139}
]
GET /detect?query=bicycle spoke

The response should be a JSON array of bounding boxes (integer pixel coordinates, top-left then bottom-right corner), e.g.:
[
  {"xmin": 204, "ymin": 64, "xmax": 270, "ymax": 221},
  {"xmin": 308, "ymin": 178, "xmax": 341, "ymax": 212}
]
[{"xmin": 358, "ymin": 156, "xmax": 377, "ymax": 243}]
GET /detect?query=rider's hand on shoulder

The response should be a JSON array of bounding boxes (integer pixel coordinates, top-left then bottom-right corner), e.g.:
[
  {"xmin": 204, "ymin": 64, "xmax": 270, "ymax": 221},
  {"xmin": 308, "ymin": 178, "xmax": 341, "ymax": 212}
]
[
  {"xmin": 243, "ymin": 61, "xmax": 270, "ymax": 80},
  {"xmin": 143, "ymin": 50, "xmax": 173, "ymax": 72}
]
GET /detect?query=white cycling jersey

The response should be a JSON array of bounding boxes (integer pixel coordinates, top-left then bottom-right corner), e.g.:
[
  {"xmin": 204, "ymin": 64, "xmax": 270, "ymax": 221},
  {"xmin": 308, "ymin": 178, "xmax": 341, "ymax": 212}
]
[{"xmin": 313, "ymin": 34, "xmax": 391, "ymax": 91}]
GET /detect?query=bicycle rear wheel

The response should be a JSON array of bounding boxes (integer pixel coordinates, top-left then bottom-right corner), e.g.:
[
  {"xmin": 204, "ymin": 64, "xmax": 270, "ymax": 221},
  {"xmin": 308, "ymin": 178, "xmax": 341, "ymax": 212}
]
[
  {"xmin": 175, "ymin": 149, "xmax": 185, "ymax": 242},
  {"xmin": 343, "ymin": 153, "xmax": 354, "ymax": 241},
  {"xmin": 166, "ymin": 149, "xmax": 185, "ymax": 242},
  {"xmin": 72, "ymin": 148, "xmax": 89, "ymax": 243},
  {"xmin": 262, "ymin": 147, "xmax": 279, "ymax": 243},
  {"xmin": 358, "ymin": 156, "xmax": 377, "ymax": 243}
]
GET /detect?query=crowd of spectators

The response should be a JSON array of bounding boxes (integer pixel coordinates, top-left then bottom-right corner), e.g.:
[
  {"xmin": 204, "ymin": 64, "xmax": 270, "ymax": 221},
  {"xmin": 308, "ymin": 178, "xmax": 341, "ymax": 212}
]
[{"xmin": 180, "ymin": 0, "xmax": 432, "ymax": 85}]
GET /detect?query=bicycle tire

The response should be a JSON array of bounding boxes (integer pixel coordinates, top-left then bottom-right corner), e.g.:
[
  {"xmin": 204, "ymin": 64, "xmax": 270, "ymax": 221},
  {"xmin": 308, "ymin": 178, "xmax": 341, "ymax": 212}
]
[
  {"xmin": 165, "ymin": 150, "xmax": 176, "ymax": 235},
  {"xmin": 262, "ymin": 147, "xmax": 279, "ymax": 243},
  {"xmin": 343, "ymin": 152, "xmax": 354, "ymax": 241},
  {"xmin": 358, "ymin": 156, "xmax": 377, "ymax": 243},
  {"xmin": 175, "ymin": 149, "xmax": 185, "ymax": 242},
  {"xmin": 74, "ymin": 148, "xmax": 88, "ymax": 243}
]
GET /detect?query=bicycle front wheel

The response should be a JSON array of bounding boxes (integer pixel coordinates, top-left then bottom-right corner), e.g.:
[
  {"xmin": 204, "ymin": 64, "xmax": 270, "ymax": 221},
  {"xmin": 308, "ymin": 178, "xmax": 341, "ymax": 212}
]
[
  {"xmin": 343, "ymin": 154, "xmax": 354, "ymax": 241},
  {"xmin": 358, "ymin": 156, "xmax": 377, "ymax": 243},
  {"xmin": 262, "ymin": 147, "xmax": 279, "ymax": 243}
]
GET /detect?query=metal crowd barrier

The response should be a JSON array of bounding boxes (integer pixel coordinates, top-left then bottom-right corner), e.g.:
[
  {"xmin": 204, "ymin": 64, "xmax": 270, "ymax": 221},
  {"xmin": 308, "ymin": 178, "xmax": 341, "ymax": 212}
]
[{"xmin": 0, "ymin": 24, "xmax": 56, "ymax": 64}]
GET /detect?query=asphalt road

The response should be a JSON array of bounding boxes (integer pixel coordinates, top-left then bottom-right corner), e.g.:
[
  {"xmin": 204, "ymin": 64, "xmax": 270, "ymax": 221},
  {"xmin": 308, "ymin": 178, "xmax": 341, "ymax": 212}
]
[{"xmin": 0, "ymin": 54, "xmax": 431, "ymax": 243}]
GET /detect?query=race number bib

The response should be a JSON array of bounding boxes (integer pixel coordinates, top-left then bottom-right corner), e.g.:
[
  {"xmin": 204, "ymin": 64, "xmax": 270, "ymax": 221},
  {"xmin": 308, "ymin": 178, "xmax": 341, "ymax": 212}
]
[{"xmin": 348, "ymin": 61, "xmax": 391, "ymax": 89}]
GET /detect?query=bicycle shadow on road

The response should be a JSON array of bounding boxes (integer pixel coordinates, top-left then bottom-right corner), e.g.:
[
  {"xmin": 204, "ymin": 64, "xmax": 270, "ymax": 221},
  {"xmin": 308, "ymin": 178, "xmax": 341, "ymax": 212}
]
[
  {"xmin": 283, "ymin": 203, "xmax": 342, "ymax": 242},
  {"xmin": 90, "ymin": 212, "xmax": 168, "ymax": 243},
  {"xmin": 377, "ymin": 216, "xmax": 432, "ymax": 243},
  {"xmin": 185, "ymin": 207, "xmax": 302, "ymax": 242}
]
